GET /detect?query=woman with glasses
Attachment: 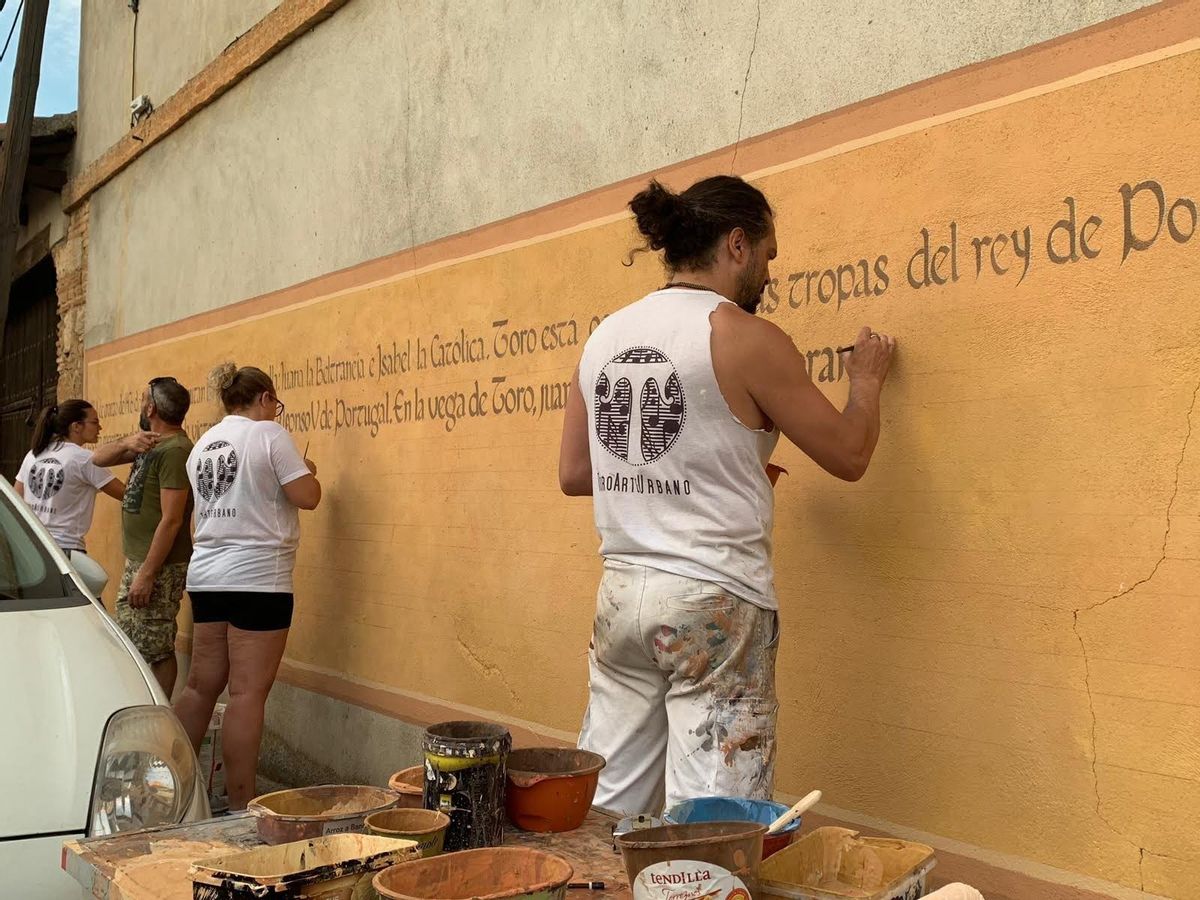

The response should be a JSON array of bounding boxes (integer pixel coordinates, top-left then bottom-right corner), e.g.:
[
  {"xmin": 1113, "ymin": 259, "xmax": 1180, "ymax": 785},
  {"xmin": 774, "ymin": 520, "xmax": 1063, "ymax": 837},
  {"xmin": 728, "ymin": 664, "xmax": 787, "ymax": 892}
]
[
  {"xmin": 175, "ymin": 362, "xmax": 321, "ymax": 810},
  {"xmin": 14, "ymin": 400, "xmax": 125, "ymax": 554}
]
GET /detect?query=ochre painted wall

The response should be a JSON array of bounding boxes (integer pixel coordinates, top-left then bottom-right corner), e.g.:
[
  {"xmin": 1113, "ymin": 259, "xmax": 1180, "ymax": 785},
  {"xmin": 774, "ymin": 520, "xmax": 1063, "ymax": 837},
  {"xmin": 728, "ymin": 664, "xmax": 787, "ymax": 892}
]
[{"xmin": 84, "ymin": 46, "xmax": 1200, "ymax": 895}]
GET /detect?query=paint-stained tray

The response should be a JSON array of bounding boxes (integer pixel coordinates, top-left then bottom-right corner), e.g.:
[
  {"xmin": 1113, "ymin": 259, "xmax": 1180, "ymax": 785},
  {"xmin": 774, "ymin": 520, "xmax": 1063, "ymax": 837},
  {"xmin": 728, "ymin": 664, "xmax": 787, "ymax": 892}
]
[
  {"xmin": 247, "ymin": 785, "xmax": 401, "ymax": 845},
  {"xmin": 759, "ymin": 827, "xmax": 936, "ymax": 900},
  {"xmin": 190, "ymin": 833, "xmax": 418, "ymax": 899}
]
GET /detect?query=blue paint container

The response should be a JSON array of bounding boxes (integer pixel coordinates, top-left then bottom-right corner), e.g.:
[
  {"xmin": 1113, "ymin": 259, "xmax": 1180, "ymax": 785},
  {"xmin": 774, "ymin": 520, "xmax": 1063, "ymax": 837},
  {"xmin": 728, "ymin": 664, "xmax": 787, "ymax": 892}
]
[{"xmin": 663, "ymin": 797, "xmax": 801, "ymax": 858}]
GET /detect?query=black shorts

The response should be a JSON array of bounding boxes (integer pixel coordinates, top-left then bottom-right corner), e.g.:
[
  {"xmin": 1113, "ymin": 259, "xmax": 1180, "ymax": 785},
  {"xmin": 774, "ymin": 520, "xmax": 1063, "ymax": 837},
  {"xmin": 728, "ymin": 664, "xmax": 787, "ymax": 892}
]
[{"xmin": 189, "ymin": 591, "xmax": 294, "ymax": 631}]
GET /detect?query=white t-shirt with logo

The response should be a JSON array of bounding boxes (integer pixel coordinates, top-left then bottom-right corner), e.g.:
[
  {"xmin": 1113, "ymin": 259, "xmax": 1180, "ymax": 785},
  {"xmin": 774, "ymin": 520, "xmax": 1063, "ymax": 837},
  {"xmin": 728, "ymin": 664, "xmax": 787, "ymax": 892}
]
[
  {"xmin": 579, "ymin": 288, "xmax": 780, "ymax": 610},
  {"xmin": 15, "ymin": 442, "xmax": 115, "ymax": 552},
  {"xmin": 186, "ymin": 416, "xmax": 311, "ymax": 593}
]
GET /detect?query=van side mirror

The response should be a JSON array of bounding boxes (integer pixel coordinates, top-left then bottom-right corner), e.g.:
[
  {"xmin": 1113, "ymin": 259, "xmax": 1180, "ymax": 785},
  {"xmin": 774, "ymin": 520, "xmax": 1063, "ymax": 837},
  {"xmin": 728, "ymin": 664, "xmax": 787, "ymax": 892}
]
[{"xmin": 69, "ymin": 551, "xmax": 110, "ymax": 597}]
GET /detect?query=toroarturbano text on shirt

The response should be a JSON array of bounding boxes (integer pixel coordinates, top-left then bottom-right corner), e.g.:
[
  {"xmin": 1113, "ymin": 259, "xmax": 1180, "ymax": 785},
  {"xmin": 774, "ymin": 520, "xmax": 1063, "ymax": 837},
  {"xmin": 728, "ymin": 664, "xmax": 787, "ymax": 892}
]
[{"xmin": 578, "ymin": 287, "xmax": 780, "ymax": 610}]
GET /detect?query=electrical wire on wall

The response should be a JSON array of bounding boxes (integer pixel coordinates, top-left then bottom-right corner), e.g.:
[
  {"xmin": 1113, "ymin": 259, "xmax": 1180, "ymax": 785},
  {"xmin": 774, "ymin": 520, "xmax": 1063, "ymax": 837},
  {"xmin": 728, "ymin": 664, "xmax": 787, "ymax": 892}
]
[
  {"xmin": 0, "ymin": 0, "xmax": 24, "ymax": 65},
  {"xmin": 127, "ymin": 1, "xmax": 153, "ymax": 128},
  {"xmin": 130, "ymin": 0, "xmax": 139, "ymax": 104}
]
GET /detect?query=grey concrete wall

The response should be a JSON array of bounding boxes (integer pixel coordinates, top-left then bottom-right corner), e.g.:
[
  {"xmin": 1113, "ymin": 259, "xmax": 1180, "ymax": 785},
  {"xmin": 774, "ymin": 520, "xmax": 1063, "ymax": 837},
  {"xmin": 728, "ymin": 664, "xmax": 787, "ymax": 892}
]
[
  {"xmin": 74, "ymin": 1, "xmax": 132, "ymax": 176},
  {"xmin": 74, "ymin": 0, "xmax": 280, "ymax": 175},
  {"xmin": 18, "ymin": 186, "xmax": 67, "ymax": 251},
  {"xmin": 79, "ymin": 0, "xmax": 1154, "ymax": 347},
  {"xmin": 260, "ymin": 681, "xmax": 426, "ymax": 789},
  {"xmin": 178, "ymin": 651, "xmax": 423, "ymax": 789},
  {"xmin": 132, "ymin": 0, "xmax": 280, "ymax": 134}
]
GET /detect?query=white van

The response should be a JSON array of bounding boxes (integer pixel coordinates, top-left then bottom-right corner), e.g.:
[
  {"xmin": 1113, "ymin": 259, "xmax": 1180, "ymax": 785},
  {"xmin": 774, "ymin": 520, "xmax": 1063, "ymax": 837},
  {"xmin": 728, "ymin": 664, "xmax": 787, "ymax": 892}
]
[{"xmin": 0, "ymin": 477, "xmax": 209, "ymax": 898}]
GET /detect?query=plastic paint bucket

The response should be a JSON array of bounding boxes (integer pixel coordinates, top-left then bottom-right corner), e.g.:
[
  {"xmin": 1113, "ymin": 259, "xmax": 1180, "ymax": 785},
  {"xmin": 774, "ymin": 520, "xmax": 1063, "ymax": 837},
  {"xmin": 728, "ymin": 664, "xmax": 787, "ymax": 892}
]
[
  {"xmin": 422, "ymin": 721, "xmax": 511, "ymax": 851},
  {"xmin": 373, "ymin": 846, "xmax": 573, "ymax": 900},
  {"xmin": 505, "ymin": 748, "xmax": 605, "ymax": 833},
  {"xmin": 365, "ymin": 808, "xmax": 451, "ymax": 858},
  {"xmin": 664, "ymin": 796, "xmax": 801, "ymax": 858},
  {"xmin": 616, "ymin": 820, "xmax": 765, "ymax": 899},
  {"xmin": 246, "ymin": 785, "xmax": 400, "ymax": 845}
]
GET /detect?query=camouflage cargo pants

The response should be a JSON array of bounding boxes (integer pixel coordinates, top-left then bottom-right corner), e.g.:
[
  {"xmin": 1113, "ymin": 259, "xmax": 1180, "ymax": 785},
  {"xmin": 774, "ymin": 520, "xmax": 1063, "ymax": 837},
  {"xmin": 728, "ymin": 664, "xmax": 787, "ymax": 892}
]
[{"xmin": 114, "ymin": 559, "xmax": 188, "ymax": 665}]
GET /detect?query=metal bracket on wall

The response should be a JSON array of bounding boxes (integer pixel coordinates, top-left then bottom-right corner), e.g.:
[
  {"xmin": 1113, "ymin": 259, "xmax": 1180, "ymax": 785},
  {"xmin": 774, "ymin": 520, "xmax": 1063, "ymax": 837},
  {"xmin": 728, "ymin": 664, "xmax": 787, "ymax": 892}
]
[{"xmin": 130, "ymin": 95, "xmax": 153, "ymax": 128}]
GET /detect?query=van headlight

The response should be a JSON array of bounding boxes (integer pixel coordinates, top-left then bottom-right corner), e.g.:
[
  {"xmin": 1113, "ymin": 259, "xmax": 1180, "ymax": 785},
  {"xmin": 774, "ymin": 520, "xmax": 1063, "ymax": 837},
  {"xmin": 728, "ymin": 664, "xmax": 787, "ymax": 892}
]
[{"xmin": 88, "ymin": 706, "xmax": 197, "ymax": 836}]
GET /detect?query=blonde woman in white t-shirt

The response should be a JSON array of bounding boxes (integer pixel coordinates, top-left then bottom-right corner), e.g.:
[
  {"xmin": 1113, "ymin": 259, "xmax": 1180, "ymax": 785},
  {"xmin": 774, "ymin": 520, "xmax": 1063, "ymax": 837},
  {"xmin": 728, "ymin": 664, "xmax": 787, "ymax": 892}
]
[
  {"xmin": 15, "ymin": 400, "xmax": 126, "ymax": 554},
  {"xmin": 174, "ymin": 363, "xmax": 321, "ymax": 810}
]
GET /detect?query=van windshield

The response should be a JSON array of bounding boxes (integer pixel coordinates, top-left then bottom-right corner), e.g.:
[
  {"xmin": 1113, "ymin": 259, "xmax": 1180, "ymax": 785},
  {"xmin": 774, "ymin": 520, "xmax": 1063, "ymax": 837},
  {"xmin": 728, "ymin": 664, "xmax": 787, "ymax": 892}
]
[{"xmin": 0, "ymin": 490, "xmax": 85, "ymax": 610}]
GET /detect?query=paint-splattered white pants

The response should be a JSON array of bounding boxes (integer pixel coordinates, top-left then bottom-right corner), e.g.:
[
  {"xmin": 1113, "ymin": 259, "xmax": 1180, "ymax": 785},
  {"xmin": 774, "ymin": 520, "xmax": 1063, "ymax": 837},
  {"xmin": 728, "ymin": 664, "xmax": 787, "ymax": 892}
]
[{"xmin": 578, "ymin": 559, "xmax": 779, "ymax": 816}]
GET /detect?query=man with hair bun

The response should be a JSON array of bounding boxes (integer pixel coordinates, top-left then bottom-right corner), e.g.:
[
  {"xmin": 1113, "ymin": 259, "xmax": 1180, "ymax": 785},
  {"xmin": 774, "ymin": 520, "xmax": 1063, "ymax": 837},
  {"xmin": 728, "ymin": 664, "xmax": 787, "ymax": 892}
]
[{"xmin": 559, "ymin": 175, "xmax": 896, "ymax": 814}]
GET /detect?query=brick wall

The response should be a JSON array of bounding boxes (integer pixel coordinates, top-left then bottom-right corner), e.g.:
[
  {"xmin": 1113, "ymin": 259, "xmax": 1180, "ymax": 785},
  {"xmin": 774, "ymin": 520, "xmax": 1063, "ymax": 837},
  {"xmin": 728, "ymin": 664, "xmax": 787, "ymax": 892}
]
[{"xmin": 51, "ymin": 201, "xmax": 88, "ymax": 400}]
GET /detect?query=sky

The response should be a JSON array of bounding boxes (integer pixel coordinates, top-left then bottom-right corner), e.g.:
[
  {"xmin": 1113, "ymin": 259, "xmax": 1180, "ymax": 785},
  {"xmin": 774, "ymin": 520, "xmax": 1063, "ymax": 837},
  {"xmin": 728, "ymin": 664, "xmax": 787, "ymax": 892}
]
[{"xmin": 0, "ymin": 0, "xmax": 80, "ymax": 118}]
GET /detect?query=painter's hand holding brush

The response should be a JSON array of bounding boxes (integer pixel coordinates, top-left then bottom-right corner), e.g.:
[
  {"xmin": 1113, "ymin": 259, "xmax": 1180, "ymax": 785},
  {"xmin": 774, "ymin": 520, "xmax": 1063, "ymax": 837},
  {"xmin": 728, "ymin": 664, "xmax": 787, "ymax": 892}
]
[
  {"xmin": 837, "ymin": 325, "xmax": 896, "ymax": 385},
  {"xmin": 302, "ymin": 440, "xmax": 317, "ymax": 476},
  {"xmin": 816, "ymin": 325, "xmax": 896, "ymax": 481}
]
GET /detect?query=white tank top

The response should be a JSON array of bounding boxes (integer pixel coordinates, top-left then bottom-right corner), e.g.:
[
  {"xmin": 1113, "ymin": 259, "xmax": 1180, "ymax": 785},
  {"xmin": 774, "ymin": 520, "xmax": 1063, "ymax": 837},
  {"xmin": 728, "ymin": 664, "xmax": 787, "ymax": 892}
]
[{"xmin": 580, "ymin": 287, "xmax": 780, "ymax": 609}]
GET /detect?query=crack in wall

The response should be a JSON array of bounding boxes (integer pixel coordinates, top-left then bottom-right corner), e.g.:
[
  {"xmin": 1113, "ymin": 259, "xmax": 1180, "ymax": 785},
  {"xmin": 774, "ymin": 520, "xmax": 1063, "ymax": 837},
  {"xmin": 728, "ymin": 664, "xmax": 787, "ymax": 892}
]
[
  {"xmin": 1074, "ymin": 610, "xmax": 1166, "ymax": 885},
  {"xmin": 729, "ymin": 0, "xmax": 762, "ymax": 173},
  {"xmin": 1069, "ymin": 374, "xmax": 1200, "ymax": 873},
  {"xmin": 1070, "ymin": 610, "xmax": 1111, "ymax": 824},
  {"xmin": 1139, "ymin": 847, "xmax": 1199, "ymax": 893},
  {"xmin": 454, "ymin": 633, "xmax": 520, "ymax": 702},
  {"xmin": 1080, "ymin": 376, "xmax": 1199, "ymax": 614}
]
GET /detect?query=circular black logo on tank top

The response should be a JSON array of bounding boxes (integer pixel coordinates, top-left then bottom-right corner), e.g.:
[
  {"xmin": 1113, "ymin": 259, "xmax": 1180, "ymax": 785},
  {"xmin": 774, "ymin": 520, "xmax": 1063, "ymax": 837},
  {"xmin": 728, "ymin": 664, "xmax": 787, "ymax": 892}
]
[
  {"xmin": 594, "ymin": 347, "xmax": 687, "ymax": 465},
  {"xmin": 195, "ymin": 441, "xmax": 239, "ymax": 501}
]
